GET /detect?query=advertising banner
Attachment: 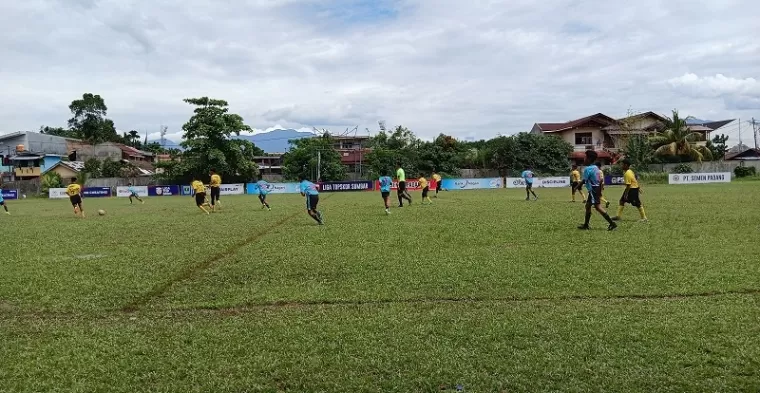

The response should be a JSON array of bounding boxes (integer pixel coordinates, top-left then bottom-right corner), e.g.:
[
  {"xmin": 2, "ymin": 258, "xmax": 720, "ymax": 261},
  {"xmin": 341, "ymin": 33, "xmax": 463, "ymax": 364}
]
[
  {"xmin": 181, "ymin": 185, "xmax": 192, "ymax": 196},
  {"xmin": 148, "ymin": 185, "xmax": 180, "ymax": 196},
  {"xmin": 669, "ymin": 172, "xmax": 731, "ymax": 184},
  {"xmin": 319, "ymin": 180, "xmax": 374, "ymax": 192},
  {"xmin": 214, "ymin": 183, "xmax": 245, "ymax": 195},
  {"xmin": 1, "ymin": 190, "xmax": 18, "ymax": 200},
  {"xmin": 82, "ymin": 187, "xmax": 111, "ymax": 197},
  {"xmin": 506, "ymin": 177, "xmax": 571, "ymax": 188},
  {"xmin": 49, "ymin": 188, "xmax": 69, "ymax": 198},
  {"xmin": 116, "ymin": 185, "xmax": 148, "ymax": 197},
  {"xmin": 440, "ymin": 178, "xmax": 503, "ymax": 190},
  {"xmin": 245, "ymin": 182, "xmax": 301, "ymax": 194},
  {"xmin": 506, "ymin": 177, "xmax": 528, "ymax": 188},
  {"xmin": 373, "ymin": 179, "xmax": 438, "ymax": 191}
]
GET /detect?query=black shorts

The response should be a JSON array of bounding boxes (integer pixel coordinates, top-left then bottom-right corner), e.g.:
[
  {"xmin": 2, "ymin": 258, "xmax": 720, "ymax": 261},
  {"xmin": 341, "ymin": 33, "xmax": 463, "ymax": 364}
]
[
  {"xmin": 69, "ymin": 195, "xmax": 82, "ymax": 207},
  {"xmin": 422, "ymin": 186, "xmax": 429, "ymax": 198},
  {"xmin": 130, "ymin": 192, "xmax": 138, "ymax": 198},
  {"xmin": 525, "ymin": 182, "xmax": 533, "ymax": 190},
  {"xmin": 210, "ymin": 186, "xmax": 220, "ymax": 202},
  {"xmin": 585, "ymin": 187, "xmax": 602, "ymax": 207},
  {"xmin": 571, "ymin": 181, "xmax": 580, "ymax": 191},
  {"xmin": 381, "ymin": 191, "xmax": 390, "ymax": 199},
  {"xmin": 306, "ymin": 194, "xmax": 319, "ymax": 210},
  {"xmin": 195, "ymin": 192, "xmax": 206, "ymax": 206},
  {"xmin": 398, "ymin": 181, "xmax": 407, "ymax": 192},
  {"xmin": 621, "ymin": 188, "xmax": 642, "ymax": 207},
  {"xmin": 436, "ymin": 181, "xmax": 442, "ymax": 191}
]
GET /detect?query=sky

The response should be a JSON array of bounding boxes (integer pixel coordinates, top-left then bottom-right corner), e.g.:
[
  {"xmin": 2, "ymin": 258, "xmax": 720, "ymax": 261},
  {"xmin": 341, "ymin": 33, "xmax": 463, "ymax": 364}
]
[{"xmin": 1, "ymin": 0, "xmax": 759, "ymax": 145}]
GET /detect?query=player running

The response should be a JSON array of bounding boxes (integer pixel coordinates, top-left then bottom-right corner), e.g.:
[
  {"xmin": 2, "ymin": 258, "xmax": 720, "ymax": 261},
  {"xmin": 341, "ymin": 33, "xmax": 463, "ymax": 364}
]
[
  {"xmin": 298, "ymin": 176, "xmax": 324, "ymax": 225},
  {"xmin": 612, "ymin": 158, "xmax": 648, "ymax": 222},
  {"xmin": 521, "ymin": 167, "xmax": 538, "ymax": 201},
  {"xmin": 419, "ymin": 174, "xmax": 432, "ymax": 204},
  {"xmin": 395, "ymin": 162, "xmax": 412, "ymax": 207},
  {"xmin": 191, "ymin": 177, "xmax": 210, "ymax": 215},
  {"xmin": 595, "ymin": 163, "xmax": 610, "ymax": 208},
  {"xmin": 570, "ymin": 165, "xmax": 585, "ymax": 202},
  {"xmin": 127, "ymin": 183, "xmax": 144, "ymax": 204},
  {"xmin": 253, "ymin": 179, "xmax": 271, "ymax": 210},
  {"xmin": 378, "ymin": 173, "xmax": 392, "ymax": 214},
  {"xmin": 432, "ymin": 170, "xmax": 442, "ymax": 197},
  {"xmin": 0, "ymin": 191, "xmax": 9, "ymax": 215},
  {"xmin": 577, "ymin": 151, "xmax": 616, "ymax": 231},
  {"xmin": 209, "ymin": 168, "xmax": 222, "ymax": 212},
  {"xmin": 67, "ymin": 177, "xmax": 85, "ymax": 218}
]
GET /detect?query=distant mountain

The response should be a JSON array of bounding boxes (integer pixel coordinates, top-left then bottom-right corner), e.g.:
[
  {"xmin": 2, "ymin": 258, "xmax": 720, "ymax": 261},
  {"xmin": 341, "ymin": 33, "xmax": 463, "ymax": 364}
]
[
  {"xmin": 685, "ymin": 117, "xmax": 714, "ymax": 125},
  {"xmin": 146, "ymin": 129, "xmax": 314, "ymax": 154},
  {"xmin": 234, "ymin": 129, "xmax": 314, "ymax": 153}
]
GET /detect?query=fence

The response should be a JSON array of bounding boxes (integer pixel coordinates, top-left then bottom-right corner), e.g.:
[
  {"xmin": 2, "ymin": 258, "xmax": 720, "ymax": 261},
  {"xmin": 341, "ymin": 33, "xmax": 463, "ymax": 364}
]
[{"xmin": 656, "ymin": 160, "xmax": 760, "ymax": 174}]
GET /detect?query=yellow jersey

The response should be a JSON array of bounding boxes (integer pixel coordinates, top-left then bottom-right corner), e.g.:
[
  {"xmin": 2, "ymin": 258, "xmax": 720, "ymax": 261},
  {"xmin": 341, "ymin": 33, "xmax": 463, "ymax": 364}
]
[
  {"xmin": 571, "ymin": 170, "xmax": 581, "ymax": 182},
  {"xmin": 191, "ymin": 180, "xmax": 206, "ymax": 193},
  {"xmin": 624, "ymin": 169, "xmax": 639, "ymax": 189},
  {"xmin": 66, "ymin": 183, "xmax": 81, "ymax": 196},
  {"xmin": 432, "ymin": 173, "xmax": 441, "ymax": 182},
  {"xmin": 210, "ymin": 174, "xmax": 221, "ymax": 187},
  {"xmin": 419, "ymin": 177, "xmax": 428, "ymax": 189}
]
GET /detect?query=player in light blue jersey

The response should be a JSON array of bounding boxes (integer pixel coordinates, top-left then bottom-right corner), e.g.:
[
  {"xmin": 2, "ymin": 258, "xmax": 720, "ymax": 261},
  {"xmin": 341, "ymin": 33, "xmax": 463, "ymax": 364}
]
[
  {"xmin": 521, "ymin": 168, "xmax": 538, "ymax": 201},
  {"xmin": 127, "ymin": 183, "xmax": 144, "ymax": 204},
  {"xmin": 254, "ymin": 179, "xmax": 271, "ymax": 211},
  {"xmin": 298, "ymin": 175, "xmax": 323, "ymax": 225},
  {"xmin": 378, "ymin": 173, "xmax": 393, "ymax": 214},
  {"xmin": 0, "ymin": 192, "xmax": 9, "ymax": 215},
  {"xmin": 578, "ymin": 150, "xmax": 616, "ymax": 231}
]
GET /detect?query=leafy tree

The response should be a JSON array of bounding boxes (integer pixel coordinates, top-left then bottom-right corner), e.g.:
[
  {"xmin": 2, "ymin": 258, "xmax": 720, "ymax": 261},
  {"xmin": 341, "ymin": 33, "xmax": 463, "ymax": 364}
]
[
  {"xmin": 101, "ymin": 158, "xmax": 124, "ymax": 178},
  {"xmin": 41, "ymin": 171, "xmax": 63, "ymax": 192},
  {"xmin": 142, "ymin": 142, "xmax": 167, "ymax": 154},
  {"xmin": 162, "ymin": 97, "xmax": 261, "ymax": 183},
  {"xmin": 710, "ymin": 134, "xmax": 730, "ymax": 160},
  {"xmin": 483, "ymin": 136, "xmax": 516, "ymax": 176},
  {"xmin": 365, "ymin": 126, "xmax": 421, "ymax": 178},
  {"xmin": 83, "ymin": 158, "xmax": 102, "ymax": 178},
  {"xmin": 39, "ymin": 126, "xmax": 76, "ymax": 138},
  {"xmin": 650, "ymin": 110, "xmax": 713, "ymax": 162},
  {"xmin": 67, "ymin": 93, "xmax": 121, "ymax": 144},
  {"xmin": 416, "ymin": 134, "xmax": 467, "ymax": 176},
  {"xmin": 622, "ymin": 135, "xmax": 654, "ymax": 172},
  {"xmin": 510, "ymin": 132, "xmax": 572, "ymax": 175},
  {"xmin": 123, "ymin": 130, "xmax": 142, "ymax": 149},
  {"xmin": 282, "ymin": 134, "xmax": 345, "ymax": 181}
]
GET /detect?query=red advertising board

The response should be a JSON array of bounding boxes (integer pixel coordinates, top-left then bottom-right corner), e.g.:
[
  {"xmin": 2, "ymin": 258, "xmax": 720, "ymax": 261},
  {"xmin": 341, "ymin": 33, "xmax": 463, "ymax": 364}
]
[{"xmin": 374, "ymin": 179, "xmax": 438, "ymax": 191}]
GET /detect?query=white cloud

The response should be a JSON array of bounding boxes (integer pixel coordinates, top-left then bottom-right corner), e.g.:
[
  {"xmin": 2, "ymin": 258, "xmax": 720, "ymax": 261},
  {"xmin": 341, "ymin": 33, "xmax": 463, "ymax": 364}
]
[{"xmin": 0, "ymin": 0, "xmax": 758, "ymax": 141}]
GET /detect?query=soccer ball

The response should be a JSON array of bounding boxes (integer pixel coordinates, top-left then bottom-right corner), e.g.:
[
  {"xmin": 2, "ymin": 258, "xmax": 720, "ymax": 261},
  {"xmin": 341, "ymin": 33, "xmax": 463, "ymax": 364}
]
[
  {"xmin": 98, "ymin": 209, "xmax": 106, "ymax": 216},
  {"xmin": 22, "ymin": 194, "xmax": 26, "ymax": 199}
]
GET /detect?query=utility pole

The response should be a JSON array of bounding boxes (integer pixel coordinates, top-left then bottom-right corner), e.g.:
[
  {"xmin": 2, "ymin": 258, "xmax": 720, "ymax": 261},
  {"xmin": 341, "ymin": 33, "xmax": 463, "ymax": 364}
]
[
  {"xmin": 316, "ymin": 150, "xmax": 321, "ymax": 182},
  {"xmin": 738, "ymin": 118, "xmax": 742, "ymax": 146},
  {"xmin": 752, "ymin": 118, "xmax": 758, "ymax": 150}
]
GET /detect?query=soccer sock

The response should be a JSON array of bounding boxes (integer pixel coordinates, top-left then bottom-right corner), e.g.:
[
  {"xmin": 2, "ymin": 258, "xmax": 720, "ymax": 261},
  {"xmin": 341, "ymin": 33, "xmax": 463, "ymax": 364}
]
[
  {"xmin": 310, "ymin": 212, "xmax": 321, "ymax": 223},
  {"xmin": 617, "ymin": 206, "xmax": 624, "ymax": 217},
  {"xmin": 572, "ymin": 192, "xmax": 575, "ymax": 202},
  {"xmin": 584, "ymin": 211, "xmax": 592, "ymax": 226},
  {"xmin": 397, "ymin": 194, "xmax": 403, "ymax": 205},
  {"xmin": 3, "ymin": 206, "xmax": 7, "ymax": 212},
  {"xmin": 601, "ymin": 197, "xmax": 608, "ymax": 205},
  {"xmin": 638, "ymin": 206, "xmax": 647, "ymax": 219},
  {"xmin": 601, "ymin": 212, "xmax": 614, "ymax": 224}
]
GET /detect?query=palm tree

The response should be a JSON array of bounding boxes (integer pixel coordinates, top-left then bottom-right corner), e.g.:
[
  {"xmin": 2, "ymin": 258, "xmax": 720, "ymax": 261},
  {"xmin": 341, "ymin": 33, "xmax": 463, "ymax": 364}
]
[{"xmin": 649, "ymin": 110, "xmax": 713, "ymax": 162}]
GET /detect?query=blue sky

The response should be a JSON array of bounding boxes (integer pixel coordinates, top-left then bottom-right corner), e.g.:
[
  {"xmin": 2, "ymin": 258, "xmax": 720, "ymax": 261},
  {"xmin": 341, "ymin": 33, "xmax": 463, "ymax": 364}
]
[{"xmin": 0, "ymin": 0, "xmax": 758, "ymax": 145}]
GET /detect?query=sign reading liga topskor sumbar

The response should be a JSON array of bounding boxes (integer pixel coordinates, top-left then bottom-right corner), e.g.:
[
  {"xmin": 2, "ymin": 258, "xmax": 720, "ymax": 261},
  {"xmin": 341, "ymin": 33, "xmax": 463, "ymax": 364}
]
[{"xmin": 669, "ymin": 173, "xmax": 731, "ymax": 184}]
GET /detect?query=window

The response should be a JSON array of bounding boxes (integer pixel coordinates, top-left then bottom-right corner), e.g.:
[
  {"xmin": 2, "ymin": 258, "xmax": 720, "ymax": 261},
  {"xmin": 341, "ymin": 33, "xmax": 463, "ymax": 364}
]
[{"xmin": 575, "ymin": 132, "xmax": 593, "ymax": 145}]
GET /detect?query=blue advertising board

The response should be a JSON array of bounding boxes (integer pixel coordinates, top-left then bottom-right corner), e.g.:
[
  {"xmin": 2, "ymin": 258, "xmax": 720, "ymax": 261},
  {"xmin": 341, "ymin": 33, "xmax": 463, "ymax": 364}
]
[
  {"xmin": 82, "ymin": 187, "xmax": 111, "ymax": 197},
  {"xmin": 605, "ymin": 175, "xmax": 636, "ymax": 185},
  {"xmin": 1, "ymin": 190, "xmax": 18, "ymax": 200},
  {"xmin": 149, "ymin": 185, "xmax": 180, "ymax": 196},
  {"xmin": 245, "ymin": 182, "xmax": 301, "ymax": 194},
  {"xmin": 318, "ymin": 180, "xmax": 374, "ymax": 192},
  {"xmin": 181, "ymin": 185, "xmax": 193, "ymax": 196}
]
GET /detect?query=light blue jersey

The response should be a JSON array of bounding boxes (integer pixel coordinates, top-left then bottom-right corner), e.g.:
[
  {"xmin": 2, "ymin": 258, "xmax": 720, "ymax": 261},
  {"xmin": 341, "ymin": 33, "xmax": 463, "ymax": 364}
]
[
  {"xmin": 256, "ymin": 180, "xmax": 270, "ymax": 195},
  {"xmin": 0, "ymin": 193, "xmax": 4, "ymax": 204},
  {"xmin": 379, "ymin": 176, "xmax": 392, "ymax": 192},
  {"xmin": 299, "ymin": 180, "xmax": 319, "ymax": 196},
  {"xmin": 582, "ymin": 165, "xmax": 601, "ymax": 192},
  {"xmin": 521, "ymin": 170, "xmax": 534, "ymax": 184},
  {"xmin": 128, "ymin": 186, "xmax": 137, "ymax": 195}
]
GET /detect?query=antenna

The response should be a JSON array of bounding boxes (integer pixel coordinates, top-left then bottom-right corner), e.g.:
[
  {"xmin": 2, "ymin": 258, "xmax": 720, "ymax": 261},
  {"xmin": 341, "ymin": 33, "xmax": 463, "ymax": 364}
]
[
  {"xmin": 160, "ymin": 125, "xmax": 168, "ymax": 147},
  {"xmin": 378, "ymin": 120, "xmax": 386, "ymax": 132}
]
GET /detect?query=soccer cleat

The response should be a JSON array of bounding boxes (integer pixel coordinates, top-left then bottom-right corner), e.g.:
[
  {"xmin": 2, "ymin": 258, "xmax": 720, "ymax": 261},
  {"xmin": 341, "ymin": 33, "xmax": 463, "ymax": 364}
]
[
  {"xmin": 525, "ymin": 197, "xmax": 530, "ymax": 201},
  {"xmin": 5, "ymin": 211, "xmax": 9, "ymax": 215},
  {"xmin": 398, "ymin": 204, "xmax": 403, "ymax": 208},
  {"xmin": 608, "ymin": 223, "xmax": 617, "ymax": 231},
  {"xmin": 577, "ymin": 225, "xmax": 590, "ymax": 230},
  {"xmin": 316, "ymin": 211, "xmax": 324, "ymax": 222},
  {"xmin": 639, "ymin": 218, "xmax": 648, "ymax": 223},
  {"xmin": 261, "ymin": 204, "xmax": 266, "ymax": 210},
  {"xmin": 385, "ymin": 209, "xmax": 390, "ymax": 215}
]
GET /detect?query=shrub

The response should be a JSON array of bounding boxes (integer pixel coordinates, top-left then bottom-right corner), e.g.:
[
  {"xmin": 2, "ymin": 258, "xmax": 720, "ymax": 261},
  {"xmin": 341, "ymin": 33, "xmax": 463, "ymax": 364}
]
[
  {"xmin": 734, "ymin": 166, "xmax": 757, "ymax": 178},
  {"xmin": 637, "ymin": 172, "xmax": 669, "ymax": 184},
  {"xmin": 608, "ymin": 164, "xmax": 624, "ymax": 176},
  {"xmin": 673, "ymin": 163, "xmax": 694, "ymax": 174},
  {"xmin": 41, "ymin": 172, "xmax": 63, "ymax": 192}
]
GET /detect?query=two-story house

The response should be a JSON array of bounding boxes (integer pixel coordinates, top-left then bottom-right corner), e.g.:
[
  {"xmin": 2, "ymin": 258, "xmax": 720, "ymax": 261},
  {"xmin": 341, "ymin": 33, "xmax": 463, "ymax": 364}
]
[
  {"xmin": 531, "ymin": 113, "xmax": 618, "ymax": 165},
  {"xmin": 332, "ymin": 135, "xmax": 371, "ymax": 175},
  {"xmin": 0, "ymin": 131, "xmax": 69, "ymax": 180}
]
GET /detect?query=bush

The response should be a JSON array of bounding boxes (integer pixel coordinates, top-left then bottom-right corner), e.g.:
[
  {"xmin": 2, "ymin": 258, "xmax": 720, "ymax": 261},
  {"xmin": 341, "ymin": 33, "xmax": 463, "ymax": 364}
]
[
  {"xmin": 608, "ymin": 164, "xmax": 624, "ymax": 176},
  {"xmin": 734, "ymin": 166, "xmax": 757, "ymax": 178},
  {"xmin": 673, "ymin": 163, "xmax": 694, "ymax": 174},
  {"xmin": 41, "ymin": 172, "xmax": 63, "ymax": 192},
  {"xmin": 637, "ymin": 172, "xmax": 669, "ymax": 184}
]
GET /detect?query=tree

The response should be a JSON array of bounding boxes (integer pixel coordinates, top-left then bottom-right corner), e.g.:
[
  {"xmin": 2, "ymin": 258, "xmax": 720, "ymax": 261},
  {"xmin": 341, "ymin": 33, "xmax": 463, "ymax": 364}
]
[
  {"xmin": 83, "ymin": 158, "xmax": 102, "ymax": 178},
  {"xmin": 510, "ymin": 132, "xmax": 573, "ymax": 175},
  {"xmin": 39, "ymin": 126, "xmax": 76, "ymax": 138},
  {"xmin": 365, "ymin": 126, "xmax": 421, "ymax": 178},
  {"xmin": 101, "ymin": 158, "xmax": 125, "ymax": 178},
  {"xmin": 162, "ymin": 97, "xmax": 261, "ymax": 183},
  {"xmin": 67, "ymin": 93, "xmax": 121, "ymax": 143},
  {"xmin": 41, "ymin": 171, "xmax": 63, "ymax": 192},
  {"xmin": 709, "ymin": 134, "xmax": 730, "ymax": 160},
  {"xmin": 483, "ymin": 136, "xmax": 517, "ymax": 176},
  {"xmin": 622, "ymin": 135, "xmax": 654, "ymax": 172},
  {"xmin": 123, "ymin": 130, "xmax": 142, "ymax": 149},
  {"xmin": 282, "ymin": 134, "xmax": 345, "ymax": 181},
  {"xmin": 650, "ymin": 110, "xmax": 713, "ymax": 162},
  {"xmin": 416, "ymin": 134, "xmax": 468, "ymax": 176},
  {"xmin": 142, "ymin": 142, "xmax": 167, "ymax": 154}
]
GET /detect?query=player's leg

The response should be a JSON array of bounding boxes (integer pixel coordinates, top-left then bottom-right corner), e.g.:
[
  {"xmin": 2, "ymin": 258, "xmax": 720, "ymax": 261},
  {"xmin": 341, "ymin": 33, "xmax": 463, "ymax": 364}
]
[
  {"xmin": 397, "ymin": 188, "xmax": 404, "ymax": 207},
  {"xmin": 78, "ymin": 200, "xmax": 85, "ymax": 218},
  {"xmin": 1, "ymin": 201, "xmax": 8, "ymax": 214},
  {"xmin": 593, "ymin": 189, "xmax": 616, "ymax": 229},
  {"xmin": 196, "ymin": 193, "xmax": 210, "ymax": 214},
  {"xmin": 435, "ymin": 182, "xmax": 441, "ymax": 197},
  {"xmin": 579, "ymin": 194, "xmax": 594, "ymax": 229},
  {"xmin": 630, "ymin": 189, "xmax": 647, "ymax": 221},
  {"xmin": 614, "ymin": 192, "xmax": 626, "ymax": 220},
  {"xmin": 571, "ymin": 183, "xmax": 576, "ymax": 202}
]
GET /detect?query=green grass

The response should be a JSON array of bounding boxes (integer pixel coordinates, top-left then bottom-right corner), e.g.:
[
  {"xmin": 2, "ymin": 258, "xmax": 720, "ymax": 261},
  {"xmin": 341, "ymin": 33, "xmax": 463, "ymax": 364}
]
[{"xmin": 1, "ymin": 184, "xmax": 760, "ymax": 392}]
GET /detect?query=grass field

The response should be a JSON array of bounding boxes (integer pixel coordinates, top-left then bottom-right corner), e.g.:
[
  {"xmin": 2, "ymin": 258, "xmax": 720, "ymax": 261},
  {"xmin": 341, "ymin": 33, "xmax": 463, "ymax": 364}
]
[{"xmin": 1, "ymin": 183, "xmax": 760, "ymax": 392}]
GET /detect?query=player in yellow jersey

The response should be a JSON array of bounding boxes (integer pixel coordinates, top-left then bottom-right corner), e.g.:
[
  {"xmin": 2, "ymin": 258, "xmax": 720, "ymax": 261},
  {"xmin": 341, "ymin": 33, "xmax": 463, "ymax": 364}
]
[
  {"xmin": 66, "ymin": 177, "xmax": 85, "ymax": 218},
  {"xmin": 595, "ymin": 162, "xmax": 610, "ymax": 208},
  {"xmin": 432, "ymin": 170, "xmax": 442, "ymax": 197},
  {"xmin": 570, "ymin": 165, "xmax": 585, "ymax": 202},
  {"xmin": 612, "ymin": 159, "xmax": 648, "ymax": 222},
  {"xmin": 209, "ymin": 168, "xmax": 222, "ymax": 212},
  {"xmin": 419, "ymin": 175, "xmax": 432, "ymax": 204},
  {"xmin": 191, "ymin": 178, "xmax": 210, "ymax": 214}
]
